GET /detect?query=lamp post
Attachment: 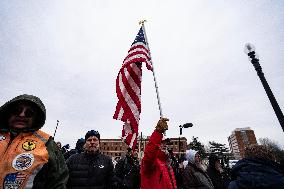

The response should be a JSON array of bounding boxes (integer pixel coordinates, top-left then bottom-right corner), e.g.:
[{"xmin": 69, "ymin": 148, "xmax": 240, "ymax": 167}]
[
  {"xmin": 244, "ymin": 43, "xmax": 284, "ymax": 132},
  {"xmin": 178, "ymin": 123, "xmax": 193, "ymax": 158}
]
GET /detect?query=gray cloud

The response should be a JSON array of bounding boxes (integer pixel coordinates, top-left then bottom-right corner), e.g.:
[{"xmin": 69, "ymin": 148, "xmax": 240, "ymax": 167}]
[{"xmin": 0, "ymin": 0, "xmax": 283, "ymax": 148}]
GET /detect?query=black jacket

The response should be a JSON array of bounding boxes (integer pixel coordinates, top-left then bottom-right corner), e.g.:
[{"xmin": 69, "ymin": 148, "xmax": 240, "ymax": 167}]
[
  {"xmin": 206, "ymin": 167, "xmax": 229, "ymax": 189},
  {"xmin": 228, "ymin": 157, "xmax": 284, "ymax": 189},
  {"xmin": 66, "ymin": 151, "xmax": 114, "ymax": 189},
  {"xmin": 114, "ymin": 155, "xmax": 140, "ymax": 189}
]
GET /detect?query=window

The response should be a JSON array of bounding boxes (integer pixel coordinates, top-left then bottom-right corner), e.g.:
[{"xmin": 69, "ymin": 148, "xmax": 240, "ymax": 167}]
[{"xmin": 241, "ymin": 131, "xmax": 249, "ymax": 145}]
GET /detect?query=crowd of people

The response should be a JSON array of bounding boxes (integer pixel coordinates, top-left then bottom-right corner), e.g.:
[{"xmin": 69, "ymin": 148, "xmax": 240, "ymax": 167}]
[{"xmin": 0, "ymin": 94, "xmax": 284, "ymax": 189}]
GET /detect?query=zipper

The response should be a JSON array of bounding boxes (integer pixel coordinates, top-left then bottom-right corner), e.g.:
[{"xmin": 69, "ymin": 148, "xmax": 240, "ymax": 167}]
[
  {"xmin": 159, "ymin": 172, "xmax": 163, "ymax": 183},
  {"xmin": 3, "ymin": 133, "xmax": 24, "ymax": 158},
  {"xmin": 3, "ymin": 133, "xmax": 12, "ymax": 155}
]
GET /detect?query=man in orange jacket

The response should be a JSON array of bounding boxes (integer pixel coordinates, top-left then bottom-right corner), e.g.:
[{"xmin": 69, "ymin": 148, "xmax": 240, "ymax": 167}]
[
  {"xmin": 0, "ymin": 94, "xmax": 68, "ymax": 189},
  {"xmin": 141, "ymin": 118, "xmax": 177, "ymax": 189}
]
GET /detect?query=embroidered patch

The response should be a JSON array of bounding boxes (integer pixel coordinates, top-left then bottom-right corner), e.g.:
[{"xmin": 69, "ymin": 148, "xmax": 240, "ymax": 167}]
[
  {"xmin": 22, "ymin": 140, "xmax": 36, "ymax": 151},
  {"xmin": 12, "ymin": 153, "xmax": 34, "ymax": 171},
  {"xmin": 0, "ymin": 135, "xmax": 6, "ymax": 141},
  {"xmin": 4, "ymin": 172, "xmax": 27, "ymax": 189}
]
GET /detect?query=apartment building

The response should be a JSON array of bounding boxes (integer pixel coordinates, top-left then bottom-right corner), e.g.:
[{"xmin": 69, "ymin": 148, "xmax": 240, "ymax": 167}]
[{"xmin": 228, "ymin": 127, "xmax": 257, "ymax": 159}]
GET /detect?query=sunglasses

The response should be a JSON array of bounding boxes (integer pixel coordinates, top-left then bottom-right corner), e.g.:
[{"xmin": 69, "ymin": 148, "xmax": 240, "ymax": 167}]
[{"xmin": 11, "ymin": 106, "xmax": 36, "ymax": 118}]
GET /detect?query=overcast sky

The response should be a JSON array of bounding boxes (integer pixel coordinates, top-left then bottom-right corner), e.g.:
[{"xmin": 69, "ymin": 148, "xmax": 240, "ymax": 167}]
[{"xmin": 1, "ymin": 0, "xmax": 284, "ymax": 149}]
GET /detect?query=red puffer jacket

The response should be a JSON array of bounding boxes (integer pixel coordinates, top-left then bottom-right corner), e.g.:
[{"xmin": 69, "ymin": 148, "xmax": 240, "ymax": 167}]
[{"xmin": 141, "ymin": 130, "xmax": 177, "ymax": 189}]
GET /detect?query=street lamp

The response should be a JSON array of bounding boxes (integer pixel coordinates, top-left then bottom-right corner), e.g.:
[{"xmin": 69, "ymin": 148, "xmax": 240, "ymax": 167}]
[
  {"xmin": 244, "ymin": 43, "xmax": 284, "ymax": 132},
  {"xmin": 178, "ymin": 123, "xmax": 193, "ymax": 158}
]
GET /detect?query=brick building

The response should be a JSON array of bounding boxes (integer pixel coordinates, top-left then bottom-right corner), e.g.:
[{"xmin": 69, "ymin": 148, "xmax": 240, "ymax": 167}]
[
  {"xmin": 228, "ymin": 127, "xmax": 257, "ymax": 159},
  {"xmin": 100, "ymin": 137, "xmax": 187, "ymax": 159},
  {"xmin": 100, "ymin": 139, "xmax": 129, "ymax": 157}
]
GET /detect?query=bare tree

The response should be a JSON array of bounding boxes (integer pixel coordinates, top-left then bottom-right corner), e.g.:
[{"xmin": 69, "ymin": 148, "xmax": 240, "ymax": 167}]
[{"xmin": 258, "ymin": 137, "xmax": 284, "ymax": 162}]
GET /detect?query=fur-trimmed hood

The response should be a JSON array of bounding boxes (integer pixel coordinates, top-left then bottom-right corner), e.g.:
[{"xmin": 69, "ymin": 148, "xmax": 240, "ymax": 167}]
[{"xmin": 185, "ymin": 149, "xmax": 198, "ymax": 164}]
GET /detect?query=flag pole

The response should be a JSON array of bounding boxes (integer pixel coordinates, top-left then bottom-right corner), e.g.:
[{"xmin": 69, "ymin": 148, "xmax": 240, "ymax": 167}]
[
  {"xmin": 140, "ymin": 20, "xmax": 163, "ymax": 118},
  {"xmin": 53, "ymin": 120, "xmax": 59, "ymax": 139}
]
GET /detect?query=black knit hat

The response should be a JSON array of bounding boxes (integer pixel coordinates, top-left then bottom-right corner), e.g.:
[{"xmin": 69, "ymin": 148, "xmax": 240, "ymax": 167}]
[
  {"xmin": 85, "ymin": 130, "xmax": 100, "ymax": 141},
  {"xmin": 209, "ymin": 154, "xmax": 220, "ymax": 169},
  {"xmin": 162, "ymin": 138, "xmax": 171, "ymax": 144},
  {"xmin": 127, "ymin": 145, "xmax": 138, "ymax": 152}
]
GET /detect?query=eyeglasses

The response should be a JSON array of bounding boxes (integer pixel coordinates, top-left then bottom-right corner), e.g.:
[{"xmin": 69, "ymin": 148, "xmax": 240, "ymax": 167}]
[{"xmin": 11, "ymin": 106, "xmax": 35, "ymax": 118}]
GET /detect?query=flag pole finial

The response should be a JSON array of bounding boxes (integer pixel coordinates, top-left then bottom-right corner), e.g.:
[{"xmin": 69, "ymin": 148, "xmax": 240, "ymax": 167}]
[{"xmin": 139, "ymin": 19, "xmax": 147, "ymax": 25}]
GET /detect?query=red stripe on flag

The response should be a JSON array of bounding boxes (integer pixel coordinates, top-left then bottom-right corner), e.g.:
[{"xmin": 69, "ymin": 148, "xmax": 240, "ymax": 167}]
[
  {"xmin": 127, "ymin": 63, "xmax": 142, "ymax": 89},
  {"xmin": 121, "ymin": 67, "xmax": 141, "ymax": 113},
  {"xmin": 113, "ymin": 26, "xmax": 152, "ymax": 149},
  {"xmin": 115, "ymin": 73, "xmax": 138, "ymax": 127}
]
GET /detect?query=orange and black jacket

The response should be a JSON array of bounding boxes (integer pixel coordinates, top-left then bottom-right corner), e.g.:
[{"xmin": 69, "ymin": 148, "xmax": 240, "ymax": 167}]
[
  {"xmin": 0, "ymin": 130, "xmax": 68, "ymax": 189},
  {"xmin": 0, "ymin": 94, "xmax": 68, "ymax": 189}
]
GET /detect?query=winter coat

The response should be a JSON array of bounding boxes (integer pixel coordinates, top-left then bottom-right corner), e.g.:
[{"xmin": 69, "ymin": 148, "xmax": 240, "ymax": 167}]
[
  {"xmin": 0, "ymin": 94, "xmax": 68, "ymax": 189},
  {"xmin": 171, "ymin": 156, "xmax": 183, "ymax": 189},
  {"xmin": 182, "ymin": 162, "xmax": 214, "ymax": 189},
  {"xmin": 206, "ymin": 167, "xmax": 229, "ymax": 189},
  {"xmin": 141, "ymin": 130, "xmax": 177, "ymax": 189},
  {"xmin": 228, "ymin": 157, "xmax": 284, "ymax": 189},
  {"xmin": 66, "ymin": 151, "xmax": 115, "ymax": 189},
  {"xmin": 114, "ymin": 155, "xmax": 140, "ymax": 189},
  {"xmin": 64, "ymin": 149, "xmax": 79, "ymax": 160}
]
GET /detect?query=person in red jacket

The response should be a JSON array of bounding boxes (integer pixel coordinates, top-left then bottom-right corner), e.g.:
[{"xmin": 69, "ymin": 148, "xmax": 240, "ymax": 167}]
[{"xmin": 141, "ymin": 118, "xmax": 177, "ymax": 189}]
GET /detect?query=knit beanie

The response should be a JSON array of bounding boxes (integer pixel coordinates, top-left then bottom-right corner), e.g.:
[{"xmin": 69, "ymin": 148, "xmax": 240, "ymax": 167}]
[{"xmin": 85, "ymin": 130, "xmax": 100, "ymax": 142}]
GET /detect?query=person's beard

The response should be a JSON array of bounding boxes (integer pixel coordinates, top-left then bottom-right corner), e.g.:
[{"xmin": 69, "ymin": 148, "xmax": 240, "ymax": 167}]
[
  {"xmin": 84, "ymin": 145, "xmax": 98, "ymax": 154},
  {"xmin": 196, "ymin": 162, "xmax": 206, "ymax": 171}
]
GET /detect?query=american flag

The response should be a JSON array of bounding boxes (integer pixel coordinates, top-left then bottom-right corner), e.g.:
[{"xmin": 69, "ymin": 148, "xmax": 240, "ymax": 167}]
[
  {"xmin": 4, "ymin": 172, "xmax": 27, "ymax": 182},
  {"xmin": 113, "ymin": 26, "xmax": 152, "ymax": 148}
]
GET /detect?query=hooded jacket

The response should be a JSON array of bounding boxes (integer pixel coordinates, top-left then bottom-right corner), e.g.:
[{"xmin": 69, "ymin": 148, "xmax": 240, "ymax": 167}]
[
  {"xmin": 0, "ymin": 94, "xmax": 68, "ymax": 189},
  {"xmin": 228, "ymin": 157, "xmax": 284, "ymax": 189},
  {"xmin": 182, "ymin": 150, "xmax": 214, "ymax": 189},
  {"xmin": 140, "ymin": 130, "xmax": 177, "ymax": 189},
  {"xmin": 206, "ymin": 154, "xmax": 230, "ymax": 189}
]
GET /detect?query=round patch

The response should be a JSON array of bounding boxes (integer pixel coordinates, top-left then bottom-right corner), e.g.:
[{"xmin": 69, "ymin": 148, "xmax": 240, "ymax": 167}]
[
  {"xmin": 12, "ymin": 153, "xmax": 34, "ymax": 171},
  {"xmin": 22, "ymin": 140, "xmax": 36, "ymax": 151},
  {"xmin": 0, "ymin": 135, "xmax": 6, "ymax": 141}
]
